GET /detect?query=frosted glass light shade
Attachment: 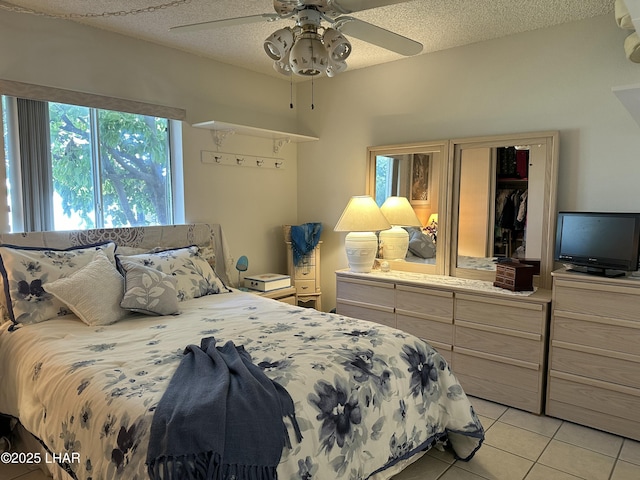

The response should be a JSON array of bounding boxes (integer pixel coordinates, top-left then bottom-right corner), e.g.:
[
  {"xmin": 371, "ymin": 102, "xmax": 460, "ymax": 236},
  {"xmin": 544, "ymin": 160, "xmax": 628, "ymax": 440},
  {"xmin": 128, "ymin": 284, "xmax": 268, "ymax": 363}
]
[{"xmin": 335, "ymin": 195, "xmax": 391, "ymax": 273}]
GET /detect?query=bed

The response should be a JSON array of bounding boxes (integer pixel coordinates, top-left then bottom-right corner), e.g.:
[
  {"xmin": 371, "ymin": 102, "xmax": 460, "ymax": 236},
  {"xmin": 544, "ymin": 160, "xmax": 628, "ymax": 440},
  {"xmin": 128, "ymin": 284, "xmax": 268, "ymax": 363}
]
[{"xmin": 0, "ymin": 224, "xmax": 483, "ymax": 480}]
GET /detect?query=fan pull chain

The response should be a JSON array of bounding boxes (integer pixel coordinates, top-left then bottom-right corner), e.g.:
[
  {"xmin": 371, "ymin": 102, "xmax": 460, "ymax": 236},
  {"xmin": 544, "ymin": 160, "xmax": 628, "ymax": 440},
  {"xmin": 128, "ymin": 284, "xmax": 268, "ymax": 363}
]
[
  {"xmin": 290, "ymin": 76, "xmax": 294, "ymax": 109},
  {"xmin": 311, "ymin": 77, "xmax": 315, "ymax": 110}
]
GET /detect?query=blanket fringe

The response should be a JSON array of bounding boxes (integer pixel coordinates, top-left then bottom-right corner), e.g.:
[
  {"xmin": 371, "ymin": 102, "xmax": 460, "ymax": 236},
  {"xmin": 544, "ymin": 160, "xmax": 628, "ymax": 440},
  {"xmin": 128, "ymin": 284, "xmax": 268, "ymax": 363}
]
[{"xmin": 147, "ymin": 451, "xmax": 278, "ymax": 480}]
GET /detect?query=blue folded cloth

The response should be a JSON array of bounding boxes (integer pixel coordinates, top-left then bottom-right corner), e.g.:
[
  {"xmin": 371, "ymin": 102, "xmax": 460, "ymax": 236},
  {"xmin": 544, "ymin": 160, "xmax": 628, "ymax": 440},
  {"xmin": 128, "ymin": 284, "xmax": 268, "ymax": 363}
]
[{"xmin": 290, "ymin": 223, "xmax": 322, "ymax": 266}]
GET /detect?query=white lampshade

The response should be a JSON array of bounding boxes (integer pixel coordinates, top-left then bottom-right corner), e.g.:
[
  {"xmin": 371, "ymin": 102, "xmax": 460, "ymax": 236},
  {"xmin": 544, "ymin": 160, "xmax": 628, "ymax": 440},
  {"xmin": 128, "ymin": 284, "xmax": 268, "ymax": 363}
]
[
  {"xmin": 335, "ymin": 196, "xmax": 391, "ymax": 273},
  {"xmin": 379, "ymin": 196, "xmax": 422, "ymax": 260}
]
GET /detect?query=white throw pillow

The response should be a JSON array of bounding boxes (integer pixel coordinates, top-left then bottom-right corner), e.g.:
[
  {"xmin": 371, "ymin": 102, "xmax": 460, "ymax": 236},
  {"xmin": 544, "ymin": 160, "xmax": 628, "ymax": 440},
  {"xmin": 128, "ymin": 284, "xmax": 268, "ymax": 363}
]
[{"xmin": 45, "ymin": 250, "xmax": 128, "ymax": 326}]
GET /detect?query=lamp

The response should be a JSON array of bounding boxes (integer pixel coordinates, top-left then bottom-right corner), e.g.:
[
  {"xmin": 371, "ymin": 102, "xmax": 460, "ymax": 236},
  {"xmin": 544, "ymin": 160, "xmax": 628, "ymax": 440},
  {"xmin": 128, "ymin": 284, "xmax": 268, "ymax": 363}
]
[
  {"xmin": 334, "ymin": 196, "xmax": 391, "ymax": 273},
  {"xmin": 379, "ymin": 196, "xmax": 422, "ymax": 260}
]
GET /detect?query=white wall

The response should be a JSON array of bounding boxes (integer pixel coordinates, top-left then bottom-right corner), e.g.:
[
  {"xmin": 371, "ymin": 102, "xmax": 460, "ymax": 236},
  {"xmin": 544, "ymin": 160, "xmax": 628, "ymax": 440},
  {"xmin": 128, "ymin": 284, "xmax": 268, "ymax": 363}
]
[
  {"xmin": 297, "ymin": 14, "xmax": 640, "ymax": 310},
  {"xmin": 0, "ymin": 8, "xmax": 301, "ymax": 278}
]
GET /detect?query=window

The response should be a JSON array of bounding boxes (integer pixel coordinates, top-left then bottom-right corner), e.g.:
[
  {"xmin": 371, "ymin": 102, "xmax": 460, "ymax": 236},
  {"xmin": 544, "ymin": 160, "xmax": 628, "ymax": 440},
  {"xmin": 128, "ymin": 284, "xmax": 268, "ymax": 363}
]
[{"xmin": 2, "ymin": 95, "xmax": 182, "ymax": 232}]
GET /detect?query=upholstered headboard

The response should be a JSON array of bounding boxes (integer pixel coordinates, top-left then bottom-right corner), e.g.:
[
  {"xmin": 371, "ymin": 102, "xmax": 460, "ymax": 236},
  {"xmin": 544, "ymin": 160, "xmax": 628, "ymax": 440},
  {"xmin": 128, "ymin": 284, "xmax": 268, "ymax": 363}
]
[{"xmin": 0, "ymin": 223, "xmax": 234, "ymax": 287}]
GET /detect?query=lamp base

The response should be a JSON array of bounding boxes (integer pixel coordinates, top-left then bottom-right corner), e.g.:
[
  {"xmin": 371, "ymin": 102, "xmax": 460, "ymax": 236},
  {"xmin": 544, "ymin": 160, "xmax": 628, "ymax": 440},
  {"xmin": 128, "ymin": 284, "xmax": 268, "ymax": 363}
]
[
  {"xmin": 379, "ymin": 226, "xmax": 409, "ymax": 260},
  {"xmin": 345, "ymin": 231, "xmax": 378, "ymax": 273}
]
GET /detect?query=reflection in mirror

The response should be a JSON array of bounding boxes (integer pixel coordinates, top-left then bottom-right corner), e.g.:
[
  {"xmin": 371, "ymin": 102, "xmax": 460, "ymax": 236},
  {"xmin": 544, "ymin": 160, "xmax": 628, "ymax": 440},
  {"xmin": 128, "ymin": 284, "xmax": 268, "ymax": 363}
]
[
  {"xmin": 366, "ymin": 142, "xmax": 448, "ymax": 275},
  {"xmin": 452, "ymin": 132, "xmax": 558, "ymax": 288}
]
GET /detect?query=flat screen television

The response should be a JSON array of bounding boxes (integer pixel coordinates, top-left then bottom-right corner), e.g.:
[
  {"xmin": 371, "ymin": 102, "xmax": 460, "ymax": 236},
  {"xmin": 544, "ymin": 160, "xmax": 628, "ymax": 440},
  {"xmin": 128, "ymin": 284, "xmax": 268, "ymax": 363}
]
[{"xmin": 555, "ymin": 212, "xmax": 640, "ymax": 277}]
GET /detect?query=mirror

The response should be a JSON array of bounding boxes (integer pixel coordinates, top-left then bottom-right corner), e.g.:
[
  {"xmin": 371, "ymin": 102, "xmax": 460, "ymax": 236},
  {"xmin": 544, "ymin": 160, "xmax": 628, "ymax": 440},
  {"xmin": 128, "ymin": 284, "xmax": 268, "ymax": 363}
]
[
  {"xmin": 451, "ymin": 132, "xmax": 558, "ymax": 289},
  {"xmin": 366, "ymin": 141, "xmax": 449, "ymax": 275}
]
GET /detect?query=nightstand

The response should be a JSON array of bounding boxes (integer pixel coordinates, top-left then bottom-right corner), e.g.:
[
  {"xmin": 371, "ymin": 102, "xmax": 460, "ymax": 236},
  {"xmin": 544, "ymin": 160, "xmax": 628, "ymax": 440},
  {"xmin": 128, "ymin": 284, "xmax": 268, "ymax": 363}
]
[{"xmin": 253, "ymin": 286, "xmax": 297, "ymax": 305}]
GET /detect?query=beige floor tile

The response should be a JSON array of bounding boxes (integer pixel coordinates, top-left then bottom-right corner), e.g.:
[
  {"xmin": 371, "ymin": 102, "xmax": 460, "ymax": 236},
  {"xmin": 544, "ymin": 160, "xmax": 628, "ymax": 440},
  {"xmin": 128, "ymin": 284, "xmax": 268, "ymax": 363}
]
[
  {"xmin": 0, "ymin": 461, "xmax": 33, "ymax": 479},
  {"xmin": 524, "ymin": 463, "xmax": 582, "ymax": 480},
  {"xmin": 477, "ymin": 415, "xmax": 495, "ymax": 431},
  {"xmin": 454, "ymin": 444, "xmax": 533, "ymax": 480},
  {"xmin": 467, "ymin": 397, "xmax": 508, "ymax": 420},
  {"xmin": 392, "ymin": 454, "xmax": 451, "ymax": 480},
  {"xmin": 500, "ymin": 408, "xmax": 562, "ymax": 438},
  {"xmin": 619, "ymin": 439, "xmax": 640, "ymax": 466},
  {"xmin": 438, "ymin": 465, "xmax": 491, "ymax": 480},
  {"xmin": 538, "ymin": 439, "xmax": 616, "ymax": 480},
  {"xmin": 611, "ymin": 460, "xmax": 640, "ymax": 480},
  {"xmin": 12, "ymin": 469, "xmax": 51, "ymax": 480},
  {"xmin": 484, "ymin": 421, "xmax": 551, "ymax": 461},
  {"xmin": 554, "ymin": 421, "xmax": 623, "ymax": 457}
]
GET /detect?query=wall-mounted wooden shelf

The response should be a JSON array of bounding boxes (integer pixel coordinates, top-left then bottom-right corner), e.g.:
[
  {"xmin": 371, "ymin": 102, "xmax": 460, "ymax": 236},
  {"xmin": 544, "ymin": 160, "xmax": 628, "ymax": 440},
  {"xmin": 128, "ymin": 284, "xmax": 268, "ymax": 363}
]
[
  {"xmin": 192, "ymin": 120, "xmax": 318, "ymax": 143},
  {"xmin": 613, "ymin": 83, "xmax": 640, "ymax": 128}
]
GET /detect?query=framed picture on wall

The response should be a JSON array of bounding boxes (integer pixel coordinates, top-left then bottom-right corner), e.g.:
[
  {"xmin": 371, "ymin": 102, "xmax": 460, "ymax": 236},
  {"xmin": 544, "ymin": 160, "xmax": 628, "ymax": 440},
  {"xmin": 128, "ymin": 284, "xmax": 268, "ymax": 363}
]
[{"xmin": 410, "ymin": 153, "xmax": 431, "ymax": 206}]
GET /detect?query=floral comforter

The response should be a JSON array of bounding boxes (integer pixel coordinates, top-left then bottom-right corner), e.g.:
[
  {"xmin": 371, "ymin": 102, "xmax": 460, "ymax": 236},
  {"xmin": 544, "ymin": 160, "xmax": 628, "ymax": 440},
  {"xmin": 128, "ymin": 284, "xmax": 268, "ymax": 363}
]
[{"xmin": 0, "ymin": 291, "xmax": 483, "ymax": 480}]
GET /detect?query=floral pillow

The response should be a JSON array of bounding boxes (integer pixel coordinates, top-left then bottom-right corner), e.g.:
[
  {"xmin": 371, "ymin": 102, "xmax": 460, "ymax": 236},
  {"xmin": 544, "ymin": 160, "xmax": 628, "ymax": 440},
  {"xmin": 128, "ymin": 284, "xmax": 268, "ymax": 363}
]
[
  {"xmin": 116, "ymin": 246, "xmax": 230, "ymax": 301},
  {"xmin": 119, "ymin": 260, "xmax": 179, "ymax": 316},
  {"xmin": 0, "ymin": 242, "xmax": 117, "ymax": 325},
  {"xmin": 44, "ymin": 250, "xmax": 128, "ymax": 326}
]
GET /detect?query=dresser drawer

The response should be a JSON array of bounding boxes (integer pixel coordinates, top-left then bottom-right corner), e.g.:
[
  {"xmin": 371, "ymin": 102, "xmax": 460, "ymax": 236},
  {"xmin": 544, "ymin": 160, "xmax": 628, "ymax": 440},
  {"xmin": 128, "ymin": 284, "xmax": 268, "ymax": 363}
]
[
  {"xmin": 336, "ymin": 277, "xmax": 395, "ymax": 309},
  {"xmin": 453, "ymin": 350, "xmax": 541, "ymax": 393},
  {"xmin": 396, "ymin": 314, "xmax": 453, "ymax": 346},
  {"xmin": 295, "ymin": 279, "xmax": 318, "ymax": 295},
  {"xmin": 455, "ymin": 322, "xmax": 542, "ymax": 364},
  {"xmin": 552, "ymin": 311, "xmax": 640, "ymax": 357},
  {"xmin": 553, "ymin": 278, "xmax": 640, "ymax": 321},
  {"xmin": 336, "ymin": 301, "xmax": 395, "ymax": 328},
  {"xmin": 396, "ymin": 284, "xmax": 453, "ymax": 323},
  {"xmin": 293, "ymin": 264, "xmax": 315, "ymax": 281},
  {"xmin": 455, "ymin": 293, "xmax": 546, "ymax": 334},
  {"xmin": 550, "ymin": 341, "xmax": 640, "ymax": 389},
  {"xmin": 548, "ymin": 372, "xmax": 640, "ymax": 424}
]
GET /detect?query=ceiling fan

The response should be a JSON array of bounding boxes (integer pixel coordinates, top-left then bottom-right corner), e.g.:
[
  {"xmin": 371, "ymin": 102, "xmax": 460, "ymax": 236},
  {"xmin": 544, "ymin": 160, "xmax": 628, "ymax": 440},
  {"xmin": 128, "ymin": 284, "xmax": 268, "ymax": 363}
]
[{"xmin": 170, "ymin": 0, "xmax": 423, "ymax": 77}]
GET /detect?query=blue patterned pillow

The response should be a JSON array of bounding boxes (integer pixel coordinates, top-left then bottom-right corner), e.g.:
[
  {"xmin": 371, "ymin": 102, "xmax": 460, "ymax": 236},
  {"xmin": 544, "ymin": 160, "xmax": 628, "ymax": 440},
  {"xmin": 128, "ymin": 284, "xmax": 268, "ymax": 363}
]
[
  {"xmin": 0, "ymin": 242, "xmax": 117, "ymax": 325},
  {"xmin": 116, "ymin": 246, "xmax": 229, "ymax": 301}
]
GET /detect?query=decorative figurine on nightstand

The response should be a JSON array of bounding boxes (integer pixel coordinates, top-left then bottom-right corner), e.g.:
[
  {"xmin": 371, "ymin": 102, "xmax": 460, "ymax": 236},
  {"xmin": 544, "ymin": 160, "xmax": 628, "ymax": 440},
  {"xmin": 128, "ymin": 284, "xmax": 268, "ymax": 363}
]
[{"xmin": 235, "ymin": 255, "xmax": 249, "ymax": 291}]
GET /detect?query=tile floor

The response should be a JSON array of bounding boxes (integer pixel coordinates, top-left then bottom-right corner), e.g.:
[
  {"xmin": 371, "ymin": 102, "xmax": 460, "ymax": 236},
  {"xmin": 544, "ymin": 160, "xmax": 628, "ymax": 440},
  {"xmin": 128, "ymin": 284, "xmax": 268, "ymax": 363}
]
[{"xmin": 1, "ymin": 396, "xmax": 639, "ymax": 480}]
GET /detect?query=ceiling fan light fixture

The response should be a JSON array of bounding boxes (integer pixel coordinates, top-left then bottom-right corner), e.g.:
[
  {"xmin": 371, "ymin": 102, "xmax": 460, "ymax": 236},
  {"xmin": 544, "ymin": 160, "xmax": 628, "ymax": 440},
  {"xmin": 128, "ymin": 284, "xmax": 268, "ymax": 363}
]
[
  {"xmin": 273, "ymin": 51, "xmax": 293, "ymax": 76},
  {"xmin": 326, "ymin": 59, "xmax": 347, "ymax": 77},
  {"xmin": 323, "ymin": 28, "xmax": 352, "ymax": 62},
  {"xmin": 264, "ymin": 27, "xmax": 294, "ymax": 61},
  {"xmin": 289, "ymin": 32, "xmax": 328, "ymax": 76}
]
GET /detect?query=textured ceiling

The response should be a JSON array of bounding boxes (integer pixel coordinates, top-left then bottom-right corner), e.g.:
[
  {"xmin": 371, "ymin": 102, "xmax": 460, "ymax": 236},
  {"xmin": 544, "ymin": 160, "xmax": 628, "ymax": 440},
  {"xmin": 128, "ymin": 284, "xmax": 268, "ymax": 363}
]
[{"xmin": 1, "ymin": 0, "xmax": 615, "ymax": 80}]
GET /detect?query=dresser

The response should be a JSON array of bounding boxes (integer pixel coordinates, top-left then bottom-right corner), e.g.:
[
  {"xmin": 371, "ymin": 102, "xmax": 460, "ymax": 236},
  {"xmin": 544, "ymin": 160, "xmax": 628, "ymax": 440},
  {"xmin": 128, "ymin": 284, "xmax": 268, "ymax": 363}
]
[
  {"xmin": 547, "ymin": 269, "xmax": 640, "ymax": 440},
  {"xmin": 336, "ymin": 270, "xmax": 551, "ymax": 413},
  {"xmin": 286, "ymin": 242, "xmax": 322, "ymax": 310}
]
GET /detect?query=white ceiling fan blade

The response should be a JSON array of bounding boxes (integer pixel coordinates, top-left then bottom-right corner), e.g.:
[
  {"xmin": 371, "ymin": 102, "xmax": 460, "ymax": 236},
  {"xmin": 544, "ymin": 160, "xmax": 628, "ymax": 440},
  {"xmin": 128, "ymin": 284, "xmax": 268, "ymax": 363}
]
[
  {"xmin": 170, "ymin": 13, "xmax": 281, "ymax": 33},
  {"xmin": 330, "ymin": 0, "xmax": 414, "ymax": 14},
  {"xmin": 336, "ymin": 17, "xmax": 423, "ymax": 56}
]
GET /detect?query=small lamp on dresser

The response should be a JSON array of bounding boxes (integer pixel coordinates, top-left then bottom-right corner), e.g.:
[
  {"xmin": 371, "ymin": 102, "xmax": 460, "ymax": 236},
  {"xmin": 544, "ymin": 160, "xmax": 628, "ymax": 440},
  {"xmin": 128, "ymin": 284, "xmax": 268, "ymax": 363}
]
[
  {"xmin": 334, "ymin": 195, "xmax": 391, "ymax": 273},
  {"xmin": 379, "ymin": 196, "xmax": 422, "ymax": 260}
]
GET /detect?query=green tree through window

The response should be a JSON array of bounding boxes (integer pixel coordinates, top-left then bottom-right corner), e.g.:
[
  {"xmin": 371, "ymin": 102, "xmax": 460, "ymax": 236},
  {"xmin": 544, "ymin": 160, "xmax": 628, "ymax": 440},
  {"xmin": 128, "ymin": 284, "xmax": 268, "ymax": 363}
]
[{"xmin": 49, "ymin": 102, "xmax": 173, "ymax": 229}]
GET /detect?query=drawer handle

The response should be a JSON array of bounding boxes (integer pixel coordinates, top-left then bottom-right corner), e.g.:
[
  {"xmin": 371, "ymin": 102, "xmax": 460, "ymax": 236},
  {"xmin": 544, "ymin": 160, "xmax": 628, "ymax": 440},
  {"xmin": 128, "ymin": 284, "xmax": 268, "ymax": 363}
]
[{"xmin": 300, "ymin": 286, "xmax": 309, "ymax": 290}]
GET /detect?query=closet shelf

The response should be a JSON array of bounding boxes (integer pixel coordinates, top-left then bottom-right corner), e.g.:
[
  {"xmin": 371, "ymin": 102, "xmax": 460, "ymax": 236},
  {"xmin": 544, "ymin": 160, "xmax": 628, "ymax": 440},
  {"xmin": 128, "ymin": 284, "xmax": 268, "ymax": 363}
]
[{"xmin": 192, "ymin": 120, "xmax": 319, "ymax": 143}]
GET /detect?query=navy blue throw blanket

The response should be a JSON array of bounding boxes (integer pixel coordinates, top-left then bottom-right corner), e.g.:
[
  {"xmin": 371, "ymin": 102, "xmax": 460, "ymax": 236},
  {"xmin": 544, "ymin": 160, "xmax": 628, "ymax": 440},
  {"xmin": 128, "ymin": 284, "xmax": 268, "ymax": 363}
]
[
  {"xmin": 146, "ymin": 337, "xmax": 302, "ymax": 480},
  {"xmin": 290, "ymin": 223, "xmax": 322, "ymax": 266}
]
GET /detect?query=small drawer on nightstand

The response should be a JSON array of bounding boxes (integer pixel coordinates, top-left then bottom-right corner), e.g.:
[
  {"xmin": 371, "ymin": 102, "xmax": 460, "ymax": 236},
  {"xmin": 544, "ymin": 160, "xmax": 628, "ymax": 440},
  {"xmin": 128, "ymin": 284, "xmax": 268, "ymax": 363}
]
[
  {"xmin": 293, "ymin": 264, "xmax": 315, "ymax": 280},
  {"xmin": 295, "ymin": 279, "xmax": 317, "ymax": 295}
]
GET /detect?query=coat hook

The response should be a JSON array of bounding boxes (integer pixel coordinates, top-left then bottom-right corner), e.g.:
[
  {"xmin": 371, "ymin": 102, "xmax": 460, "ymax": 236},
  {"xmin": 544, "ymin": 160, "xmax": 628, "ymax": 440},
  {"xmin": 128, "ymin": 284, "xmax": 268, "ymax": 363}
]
[
  {"xmin": 236, "ymin": 157, "xmax": 244, "ymax": 165},
  {"xmin": 256, "ymin": 159, "xmax": 264, "ymax": 167},
  {"xmin": 275, "ymin": 161, "xmax": 283, "ymax": 168}
]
